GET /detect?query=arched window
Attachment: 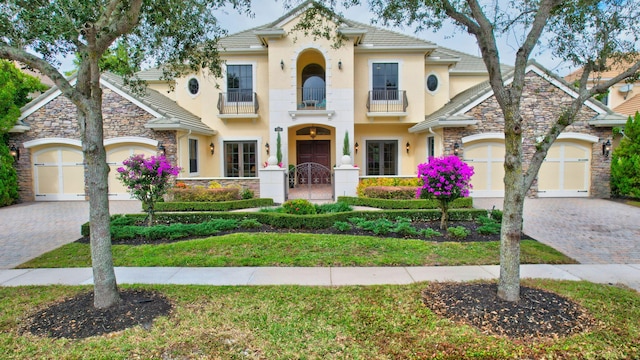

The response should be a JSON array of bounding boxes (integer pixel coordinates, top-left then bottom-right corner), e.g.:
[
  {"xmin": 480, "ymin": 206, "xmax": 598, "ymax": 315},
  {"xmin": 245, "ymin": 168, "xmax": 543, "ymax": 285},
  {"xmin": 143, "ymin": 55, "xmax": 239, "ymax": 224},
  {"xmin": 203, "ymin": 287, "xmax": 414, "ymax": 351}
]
[{"xmin": 302, "ymin": 64, "xmax": 325, "ymax": 103}]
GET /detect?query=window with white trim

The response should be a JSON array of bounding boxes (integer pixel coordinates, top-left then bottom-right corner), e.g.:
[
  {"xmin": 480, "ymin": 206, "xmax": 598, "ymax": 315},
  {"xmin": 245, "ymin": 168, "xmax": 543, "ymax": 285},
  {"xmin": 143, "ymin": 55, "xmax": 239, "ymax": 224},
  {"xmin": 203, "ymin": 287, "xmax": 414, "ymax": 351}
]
[
  {"xmin": 372, "ymin": 63, "xmax": 398, "ymax": 100},
  {"xmin": 224, "ymin": 141, "xmax": 257, "ymax": 177},
  {"xmin": 227, "ymin": 65, "xmax": 253, "ymax": 102},
  {"xmin": 188, "ymin": 139, "xmax": 198, "ymax": 174},
  {"xmin": 366, "ymin": 140, "xmax": 398, "ymax": 175}
]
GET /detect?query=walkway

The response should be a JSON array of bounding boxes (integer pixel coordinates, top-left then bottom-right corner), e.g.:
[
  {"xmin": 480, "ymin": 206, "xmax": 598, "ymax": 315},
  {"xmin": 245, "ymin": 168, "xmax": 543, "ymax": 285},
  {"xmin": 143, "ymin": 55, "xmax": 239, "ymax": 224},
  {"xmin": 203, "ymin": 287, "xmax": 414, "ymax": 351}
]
[{"xmin": 1, "ymin": 265, "xmax": 639, "ymax": 291}]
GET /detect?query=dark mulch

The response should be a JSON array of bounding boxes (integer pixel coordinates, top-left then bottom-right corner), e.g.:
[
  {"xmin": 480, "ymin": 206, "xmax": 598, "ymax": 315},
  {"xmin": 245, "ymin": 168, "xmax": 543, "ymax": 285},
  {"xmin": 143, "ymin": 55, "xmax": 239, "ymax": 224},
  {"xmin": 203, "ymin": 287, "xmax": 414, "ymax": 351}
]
[
  {"xmin": 422, "ymin": 282, "xmax": 597, "ymax": 338},
  {"xmin": 23, "ymin": 289, "xmax": 172, "ymax": 339},
  {"xmin": 76, "ymin": 221, "xmax": 533, "ymax": 246}
]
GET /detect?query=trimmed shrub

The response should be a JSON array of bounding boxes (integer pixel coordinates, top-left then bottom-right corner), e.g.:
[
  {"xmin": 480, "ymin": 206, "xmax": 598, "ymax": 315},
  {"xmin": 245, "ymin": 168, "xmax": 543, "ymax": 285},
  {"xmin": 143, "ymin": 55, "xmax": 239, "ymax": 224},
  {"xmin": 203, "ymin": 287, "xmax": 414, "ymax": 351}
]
[
  {"xmin": 168, "ymin": 187, "xmax": 241, "ymax": 202},
  {"xmin": 153, "ymin": 198, "xmax": 274, "ymax": 212},
  {"xmin": 362, "ymin": 186, "xmax": 418, "ymax": 199},
  {"xmin": 476, "ymin": 216, "xmax": 501, "ymax": 235},
  {"xmin": 239, "ymin": 218, "xmax": 262, "ymax": 229},
  {"xmin": 333, "ymin": 221, "xmax": 352, "ymax": 232},
  {"xmin": 314, "ymin": 202, "xmax": 352, "ymax": 214},
  {"xmin": 447, "ymin": 226, "xmax": 470, "ymax": 240},
  {"xmin": 241, "ymin": 188, "xmax": 254, "ymax": 199},
  {"xmin": 357, "ymin": 177, "xmax": 421, "ymax": 196},
  {"xmin": 421, "ymin": 228, "xmax": 442, "ymax": 238},
  {"xmin": 282, "ymin": 199, "xmax": 316, "ymax": 215},
  {"xmin": 337, "ymin": 196, "xmax": 472, "ymax": 209},
  {"xmin": 611, "ymin": 113, "xmax": 640, "ymax": 198}
]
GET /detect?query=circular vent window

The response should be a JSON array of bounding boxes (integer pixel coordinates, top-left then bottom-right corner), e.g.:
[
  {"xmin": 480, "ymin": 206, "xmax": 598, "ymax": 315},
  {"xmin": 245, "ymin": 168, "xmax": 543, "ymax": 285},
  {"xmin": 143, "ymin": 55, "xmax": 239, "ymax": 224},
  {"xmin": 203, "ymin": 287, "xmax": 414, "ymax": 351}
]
[{"xmin": 187, "ymin": 78, "xmax": 200, "ymax": 95}]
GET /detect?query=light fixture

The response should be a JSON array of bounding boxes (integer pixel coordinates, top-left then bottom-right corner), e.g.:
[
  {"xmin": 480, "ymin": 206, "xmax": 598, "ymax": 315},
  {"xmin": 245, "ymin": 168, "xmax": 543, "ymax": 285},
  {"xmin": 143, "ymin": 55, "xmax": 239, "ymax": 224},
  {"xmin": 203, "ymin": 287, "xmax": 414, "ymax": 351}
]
[
  {"xmin": 309, "ymin": 126, "xmax": 317, "ymax": 139},
  {"xmin": 210, "ymin": 142, "xmax": 215, "ymax": 155},
  {"xmin": 406, "ymin": 142, "xmax": 410, "ymax": 154},
  {"xmin": 9, "ymin": 145, "xmax": 19, "ymax": 162},
  {"xmin": 338, "ymin": 60, "xmax": 342, "ymax": 70},
  {"xmin": 354, "ymin": 142, "xmax": 359, "ymax": 154},
  {"xmin": 280, "ymin": 59, "xmax": 284, "ymax": 70},
  {"xmin": 454, "ymin": 142, "xmax": 460, "ymax": 156},
  {"xmin": 265, "ymin": 142, "xmax": 270, "ymax": 155},
  {"xmin": 157, "ymin": 142, "xmax": 166, "ymax": 155},
  {"xmin": 603, "ymin": 139, "xmax": 611, "ymax": 157}
]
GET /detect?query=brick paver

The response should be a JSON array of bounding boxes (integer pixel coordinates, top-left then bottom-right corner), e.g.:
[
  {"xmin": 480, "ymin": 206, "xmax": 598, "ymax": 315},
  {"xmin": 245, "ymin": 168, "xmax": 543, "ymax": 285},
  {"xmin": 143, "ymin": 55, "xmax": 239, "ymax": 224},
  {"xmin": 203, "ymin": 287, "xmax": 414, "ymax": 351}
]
[
  {"xmin": 0, "ymin": 201, "xmax": 141, "ymax": 269},
  {"xmin": 474, "ymin": 198, "xmax": 640, "ymax": 264}
]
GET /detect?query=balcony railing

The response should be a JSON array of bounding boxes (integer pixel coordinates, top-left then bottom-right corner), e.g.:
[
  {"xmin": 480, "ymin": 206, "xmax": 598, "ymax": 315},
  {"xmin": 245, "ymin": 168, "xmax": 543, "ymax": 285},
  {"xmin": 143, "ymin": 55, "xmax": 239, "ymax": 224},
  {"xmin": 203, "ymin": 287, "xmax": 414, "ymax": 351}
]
[
  {"xmin": 296, "ymin": 87, "xmax": 326, "ymax": 110},
  {"xmin": 366, "ymin": 90, "xmax": 408, "ymax": 113},
  {"xmin": 217, "ymin": 91, "xmax": 259, "ymax": 115}
]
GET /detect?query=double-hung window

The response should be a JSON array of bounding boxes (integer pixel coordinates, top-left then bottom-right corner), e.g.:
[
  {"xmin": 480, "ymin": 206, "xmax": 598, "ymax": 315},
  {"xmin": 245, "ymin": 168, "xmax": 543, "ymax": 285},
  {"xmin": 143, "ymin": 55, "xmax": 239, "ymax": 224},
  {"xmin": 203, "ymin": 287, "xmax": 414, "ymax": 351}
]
[
  {"xmin": 372, "ymin": 63, "xmax": 398, "ymax": 100},
  {"xmin": 227, "ymin": 65, "xmax": 253, "ymax": 102},
  {"xmin": 224, "ymin": 141, "xmax": 257, "ymax": 177},
  {"xmin": 366, "ymin": 140, "xmax": 398, "ymax": 175}
]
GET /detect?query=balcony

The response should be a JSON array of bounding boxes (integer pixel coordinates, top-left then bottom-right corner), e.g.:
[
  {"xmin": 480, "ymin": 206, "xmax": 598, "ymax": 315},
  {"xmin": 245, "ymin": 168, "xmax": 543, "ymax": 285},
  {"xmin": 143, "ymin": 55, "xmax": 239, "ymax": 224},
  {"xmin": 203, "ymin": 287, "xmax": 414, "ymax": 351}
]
[
  {"xmin": 217, "ymin": 92, "xmax": 259, "ymax": 121},
  {"xmin": 366, "ymin": 90, "xmax": 408, "ymax": 118},
  {"xmin": 296, "ymin": 87, "xmax": 326, "ymax": 110}
]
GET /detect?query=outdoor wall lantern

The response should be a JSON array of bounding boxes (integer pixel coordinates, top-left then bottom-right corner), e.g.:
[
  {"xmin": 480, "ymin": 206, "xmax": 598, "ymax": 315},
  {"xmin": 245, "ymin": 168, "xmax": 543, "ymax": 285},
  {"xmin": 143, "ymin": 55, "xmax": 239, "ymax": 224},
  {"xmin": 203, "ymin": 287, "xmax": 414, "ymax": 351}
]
[
  {"xmin": 338, "ymin": 60, "xmax": 342, "ymax": 70},
  {"xmin": 210, "ymin": 142, "xmax": 215, "ymax": 155},
  {"xmin": 354, "ymin": 142, "xmax": 359, "ymax": 154},
  {"xmin": 157, "ymin": 142, "xmax": 166, "ymax": 155},
  {"xmin": 453, "ymin": 142, "xmax": 460, "ymax": 156},
  {"xmin": 602, "ymin": 139, "xmax": 611, "ymax": 157},
  {"xmin": 309, "ymin": 126, "xmax": 317, "ymax": 139},
  {"xmin": 265, "ymin": 142, "xmax": 270, "ymax": 155},
  {"xmin": 280, "ymin": 59, "xmax": 284, "ymax": 70},
  {"xmin": 9, "ymin": 145, "xmax": 19, "ymax": 162},
  {"xmin": 406, "ymin": 142, "xmax": 410, "ymax": 154}
]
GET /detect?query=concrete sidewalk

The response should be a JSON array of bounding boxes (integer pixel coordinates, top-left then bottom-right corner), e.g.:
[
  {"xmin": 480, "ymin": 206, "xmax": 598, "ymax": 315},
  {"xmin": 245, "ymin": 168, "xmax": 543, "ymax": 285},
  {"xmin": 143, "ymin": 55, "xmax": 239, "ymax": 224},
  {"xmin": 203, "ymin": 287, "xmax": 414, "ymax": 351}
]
[{"xmin": 2, "ymin": 264, "xmax": 639, "ymax": 291}]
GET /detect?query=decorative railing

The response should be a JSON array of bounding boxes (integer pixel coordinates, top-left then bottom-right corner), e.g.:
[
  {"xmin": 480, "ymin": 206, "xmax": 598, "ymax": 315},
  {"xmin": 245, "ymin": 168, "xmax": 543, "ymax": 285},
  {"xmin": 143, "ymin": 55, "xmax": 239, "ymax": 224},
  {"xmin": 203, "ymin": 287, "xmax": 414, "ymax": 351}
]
[
  {"xmin": 217, "ymin": 91, "xmax": 259, "ymax": 114},
  {"xmin": 296, "ymin": 87, "xmax": 327, "ymax": 110},
  {"xmin": 366, "ymin": 90, "xmax": 408, "ymax": 113}
]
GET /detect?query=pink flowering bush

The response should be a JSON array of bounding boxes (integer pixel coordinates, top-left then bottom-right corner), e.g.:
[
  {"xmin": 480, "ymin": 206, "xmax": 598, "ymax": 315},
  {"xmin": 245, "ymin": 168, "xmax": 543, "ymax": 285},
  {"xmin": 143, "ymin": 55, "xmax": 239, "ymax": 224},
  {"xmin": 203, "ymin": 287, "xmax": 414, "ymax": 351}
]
[
  {"xmin": 117, "ymin": 154, "xmax": 180, "ymax": 226},
  {"xmin": 416, "ymin": 156, "xmax": 474, "ymax": 229}
]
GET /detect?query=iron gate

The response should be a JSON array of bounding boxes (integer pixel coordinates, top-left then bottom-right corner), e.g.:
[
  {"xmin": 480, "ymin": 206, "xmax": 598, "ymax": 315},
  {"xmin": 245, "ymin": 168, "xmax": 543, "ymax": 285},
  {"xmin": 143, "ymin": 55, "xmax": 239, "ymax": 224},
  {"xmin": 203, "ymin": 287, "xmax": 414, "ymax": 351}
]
[{"xmin": 287, "ymin": 162, "xmax": 334, "ymax": 201}]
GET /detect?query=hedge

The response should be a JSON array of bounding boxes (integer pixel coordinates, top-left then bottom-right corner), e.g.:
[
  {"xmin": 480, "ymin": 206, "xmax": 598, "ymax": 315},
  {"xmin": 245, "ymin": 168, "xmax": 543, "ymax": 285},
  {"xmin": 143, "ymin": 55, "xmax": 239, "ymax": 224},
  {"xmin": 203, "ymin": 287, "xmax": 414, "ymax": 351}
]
[
  {"xmin": 81, "ymin": 208, "xmax": 488, "ymax": 237},
  {"xmin": 167, "ymin": 187, "xmax": 240, "ymax": 202},
  {"xmin": 337, "ymin": 196, "xmax": 473, "ymax": 209},
  {"xmin": 151, "ymin": 198, "xmax": 274, "ymax": 212}
]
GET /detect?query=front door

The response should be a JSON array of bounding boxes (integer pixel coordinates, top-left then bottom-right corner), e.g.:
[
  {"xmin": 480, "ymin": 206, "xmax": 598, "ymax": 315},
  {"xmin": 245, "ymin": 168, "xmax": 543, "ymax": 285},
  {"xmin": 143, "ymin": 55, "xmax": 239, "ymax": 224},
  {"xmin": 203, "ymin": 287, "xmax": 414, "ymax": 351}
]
[{"xmin": 297, "ymin": 140, "xmax": 330, "ymax": 167}]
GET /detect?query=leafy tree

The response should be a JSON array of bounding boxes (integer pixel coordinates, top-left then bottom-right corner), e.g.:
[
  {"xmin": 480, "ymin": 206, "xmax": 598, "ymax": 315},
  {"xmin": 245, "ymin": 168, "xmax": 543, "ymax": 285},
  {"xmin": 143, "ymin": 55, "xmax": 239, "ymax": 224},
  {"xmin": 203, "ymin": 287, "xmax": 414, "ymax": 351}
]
[
  {"xmin": 332, "ymin": 0, "xmax": 640, "ymax": 301},
  {"xmin": 0, "ymin": 60, "xmax": 47, "ymax": 207},
  {"xmin": 611, "ymin": 112, "xmax": 640, "ymax": 198},
  {"xmin": 117, "ymin": 154, "xmax": 180, "ymax": 226},
  {"xmin": 66, "ymin": 41, "xmax": 142, "ymax": 77},
  {"xmin": 0, "ymin": 0, "xmax": 252, "ymax": 309},
  {"xmin": 416, "ymin": 156, "xmax": 474, "ymax": 229},
  {"xmin": 276, "ymin": 131, "xmax": 283, "ymax": 165}
]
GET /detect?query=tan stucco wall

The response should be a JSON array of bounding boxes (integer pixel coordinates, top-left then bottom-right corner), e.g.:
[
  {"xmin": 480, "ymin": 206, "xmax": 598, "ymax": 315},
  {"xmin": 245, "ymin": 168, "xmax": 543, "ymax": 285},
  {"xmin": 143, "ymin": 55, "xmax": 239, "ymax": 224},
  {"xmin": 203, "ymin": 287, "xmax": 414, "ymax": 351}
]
[{"xmin": 449, "ymin": 74, "xmax": 489, "ymax": 98}]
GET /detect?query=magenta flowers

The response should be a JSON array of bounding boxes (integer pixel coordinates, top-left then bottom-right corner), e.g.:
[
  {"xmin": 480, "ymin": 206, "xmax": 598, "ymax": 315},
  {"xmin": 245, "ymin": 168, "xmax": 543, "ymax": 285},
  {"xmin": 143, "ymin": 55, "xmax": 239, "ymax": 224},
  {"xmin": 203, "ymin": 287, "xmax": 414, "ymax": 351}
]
[
  {"xmin": 117, "ymin": 154, "xmax": 180, "ymax": 225},
  {"xmin": 417, "ymin": 155, "xmax": 474, "ymax": 229}
]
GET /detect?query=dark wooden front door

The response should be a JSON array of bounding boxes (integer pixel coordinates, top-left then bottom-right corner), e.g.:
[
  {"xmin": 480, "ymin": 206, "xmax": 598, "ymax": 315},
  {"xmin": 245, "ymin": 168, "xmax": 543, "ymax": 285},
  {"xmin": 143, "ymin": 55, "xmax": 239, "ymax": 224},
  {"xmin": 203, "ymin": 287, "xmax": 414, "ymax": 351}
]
[{"xmin": 296, "ymin": 140, "xmax": 330, "ymax": 167}]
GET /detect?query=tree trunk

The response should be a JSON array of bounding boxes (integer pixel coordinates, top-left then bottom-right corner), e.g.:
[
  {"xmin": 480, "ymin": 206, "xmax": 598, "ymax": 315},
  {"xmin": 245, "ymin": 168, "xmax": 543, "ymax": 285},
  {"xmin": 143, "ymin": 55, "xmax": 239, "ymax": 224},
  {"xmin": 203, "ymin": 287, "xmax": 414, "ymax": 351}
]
[
  {"xmin": 439, "ymin": 199, "xmax": 448, "ymax": 230},
  {"xmin": 78, "ymin": 54, "xmax": 120, "ymax": 309},
  {"xmin": 497, "ymin": 112, "xmax": 525, "ymax": 302}
]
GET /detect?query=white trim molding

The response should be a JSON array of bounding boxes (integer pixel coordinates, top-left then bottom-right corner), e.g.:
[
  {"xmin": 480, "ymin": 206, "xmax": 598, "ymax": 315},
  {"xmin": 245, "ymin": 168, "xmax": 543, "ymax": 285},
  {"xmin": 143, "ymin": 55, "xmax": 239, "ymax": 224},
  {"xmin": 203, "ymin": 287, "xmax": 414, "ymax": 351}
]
[
  {"xmin": 23, "ymin": 138, "xmax": 82, "ymax": 149},
  {"xmin": 104, "ymin": 137, "xmax": 158, "ymax": 147},
  {"xmin": 461, "ymin": 133, "xmax": 505, "ymax": 144},
  {"xmin": 556, "ymin": 132, "xmax": 599, "ymax": 143}
]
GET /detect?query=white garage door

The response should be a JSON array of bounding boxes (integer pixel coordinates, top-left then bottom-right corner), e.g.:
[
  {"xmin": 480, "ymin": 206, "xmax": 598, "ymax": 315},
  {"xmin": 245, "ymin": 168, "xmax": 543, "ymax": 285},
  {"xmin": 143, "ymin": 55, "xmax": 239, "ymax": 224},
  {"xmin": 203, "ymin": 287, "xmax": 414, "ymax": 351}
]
[
  {"xmin": 33, "ymin": 147, "xmax": 85, "ymax": 201},
  {"xmin": 463, "ymin": 142, "xmax": 505, "ymax": 197},
  {"xmin": 538, "ymin": 141, "xmax": 591, "ymax": 197},
  {"xmin": 107, "ymin": 145, "xmax": 157, "ymax": 200}
]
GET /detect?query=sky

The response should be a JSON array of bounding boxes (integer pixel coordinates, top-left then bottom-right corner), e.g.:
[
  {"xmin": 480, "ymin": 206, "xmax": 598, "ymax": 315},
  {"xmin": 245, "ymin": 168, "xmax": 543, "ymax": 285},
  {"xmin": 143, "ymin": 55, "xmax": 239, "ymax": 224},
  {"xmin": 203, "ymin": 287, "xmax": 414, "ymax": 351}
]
[{"xmin": 54, "ymin": 1, "xmax": 574, "ymax": 76}]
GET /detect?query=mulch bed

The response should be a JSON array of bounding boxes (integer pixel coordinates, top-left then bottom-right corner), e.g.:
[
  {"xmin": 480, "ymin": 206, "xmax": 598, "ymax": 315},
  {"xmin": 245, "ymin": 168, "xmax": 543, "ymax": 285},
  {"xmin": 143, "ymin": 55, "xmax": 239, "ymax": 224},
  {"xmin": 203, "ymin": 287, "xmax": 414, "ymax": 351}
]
[
  {"xmin": 422, "ymin": 282, "xmax": 597, "ymax": 338},
  {"xmin": 23, "ymin": 289, "xmax": 172, "ymax": 339}
]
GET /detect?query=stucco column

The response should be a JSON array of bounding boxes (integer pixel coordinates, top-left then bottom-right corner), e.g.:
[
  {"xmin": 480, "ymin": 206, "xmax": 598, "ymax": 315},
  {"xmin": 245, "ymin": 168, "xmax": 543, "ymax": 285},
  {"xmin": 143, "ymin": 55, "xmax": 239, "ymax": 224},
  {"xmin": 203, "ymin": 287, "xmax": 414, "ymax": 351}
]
[
  {"xmin": 334, "ymin": 165, "xmax": 360, "ymax": 198},
  {"xmin": 259, "ymin": 156, "xmax": 287, "ymax": 204}
]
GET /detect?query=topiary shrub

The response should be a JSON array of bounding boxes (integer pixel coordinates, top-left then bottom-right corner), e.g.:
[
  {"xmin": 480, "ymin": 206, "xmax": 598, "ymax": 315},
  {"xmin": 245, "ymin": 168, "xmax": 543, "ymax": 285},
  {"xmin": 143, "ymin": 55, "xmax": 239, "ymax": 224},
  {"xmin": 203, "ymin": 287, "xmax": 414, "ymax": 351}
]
[
  {"xmin": 168, "ymin": 187, "xmax": 241, "ymax": 202},
  {"xmin": 362, "ymin": 186, "xmax": 418, "ymax": 199},
  {"xmin": 282, "ymin": 199, "xmax": 316, "ymax": 215}
]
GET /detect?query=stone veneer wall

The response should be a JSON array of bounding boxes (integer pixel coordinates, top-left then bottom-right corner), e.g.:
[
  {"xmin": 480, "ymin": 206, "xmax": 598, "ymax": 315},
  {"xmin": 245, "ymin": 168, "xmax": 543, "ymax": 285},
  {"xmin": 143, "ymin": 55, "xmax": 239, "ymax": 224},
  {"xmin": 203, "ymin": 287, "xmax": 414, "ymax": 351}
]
[
  {"xmin": 177, "ymin": 178, "xmax": 261, "ymax": 198},
  {"xmin": 444, "ymin": 72, "xmax": 612, "ymax": 198},
  {"xmin": 9, "ymin": 88, "xmax": 177, "ymax": 201}
]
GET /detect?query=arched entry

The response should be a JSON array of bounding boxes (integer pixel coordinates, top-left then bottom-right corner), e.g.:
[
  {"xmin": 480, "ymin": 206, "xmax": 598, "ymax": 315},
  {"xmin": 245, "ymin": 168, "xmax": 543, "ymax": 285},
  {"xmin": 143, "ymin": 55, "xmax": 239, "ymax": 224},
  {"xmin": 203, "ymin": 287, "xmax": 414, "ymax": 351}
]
[{"xmin": 287, "ymin": 125, "xmax": 334, "ymax": 200}]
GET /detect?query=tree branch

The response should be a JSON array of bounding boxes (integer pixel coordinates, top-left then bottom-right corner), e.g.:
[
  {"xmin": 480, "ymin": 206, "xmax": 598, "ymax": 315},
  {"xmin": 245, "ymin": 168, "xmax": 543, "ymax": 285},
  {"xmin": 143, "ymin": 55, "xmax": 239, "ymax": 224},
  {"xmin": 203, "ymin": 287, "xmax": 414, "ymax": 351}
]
[{"xmin": 0, "ymin": 45, "xmax": 88, "ymax": 112}]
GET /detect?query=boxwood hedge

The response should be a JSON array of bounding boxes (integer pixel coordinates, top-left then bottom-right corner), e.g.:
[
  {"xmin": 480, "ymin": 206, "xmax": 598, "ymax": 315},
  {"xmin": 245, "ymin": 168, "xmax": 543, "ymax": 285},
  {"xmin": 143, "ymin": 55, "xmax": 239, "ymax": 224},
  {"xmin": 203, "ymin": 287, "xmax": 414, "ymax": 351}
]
[{"xmin": 337, "ymin": 196, "xmax": 472, "ymax": 209}]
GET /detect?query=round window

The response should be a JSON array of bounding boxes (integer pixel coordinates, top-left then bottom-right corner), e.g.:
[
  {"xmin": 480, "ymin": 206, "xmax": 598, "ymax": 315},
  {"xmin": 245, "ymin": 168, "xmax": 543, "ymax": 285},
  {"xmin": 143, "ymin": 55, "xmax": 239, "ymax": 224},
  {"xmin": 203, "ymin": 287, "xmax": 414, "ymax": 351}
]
[
  {"xmin": 426, "ymin": 74, "xmax": 438, "ymax": 92},
  {"xmin": 187, "ymin": 78, "xmax": 200, "ymax": 95}
]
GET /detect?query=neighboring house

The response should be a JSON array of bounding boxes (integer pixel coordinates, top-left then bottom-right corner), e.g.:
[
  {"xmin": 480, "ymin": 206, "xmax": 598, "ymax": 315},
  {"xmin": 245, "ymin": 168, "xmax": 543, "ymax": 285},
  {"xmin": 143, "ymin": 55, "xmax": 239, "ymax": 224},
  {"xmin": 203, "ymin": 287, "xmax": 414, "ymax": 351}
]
[
  {"xmin": 8, "ymin": 1, "xmax": 627, "ymax": 202},
  {"xmin": 565, "ymin": 57, "xmax": 640, "ymax": 118}
]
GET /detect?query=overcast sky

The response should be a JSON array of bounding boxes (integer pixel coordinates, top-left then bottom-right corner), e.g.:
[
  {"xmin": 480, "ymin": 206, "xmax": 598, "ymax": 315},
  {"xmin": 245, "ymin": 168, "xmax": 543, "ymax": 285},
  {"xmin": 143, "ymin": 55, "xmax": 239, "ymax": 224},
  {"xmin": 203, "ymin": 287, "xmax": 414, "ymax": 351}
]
[{"xmin": 53, "ymin": 1, "xmax": 574, "ymax": 76}]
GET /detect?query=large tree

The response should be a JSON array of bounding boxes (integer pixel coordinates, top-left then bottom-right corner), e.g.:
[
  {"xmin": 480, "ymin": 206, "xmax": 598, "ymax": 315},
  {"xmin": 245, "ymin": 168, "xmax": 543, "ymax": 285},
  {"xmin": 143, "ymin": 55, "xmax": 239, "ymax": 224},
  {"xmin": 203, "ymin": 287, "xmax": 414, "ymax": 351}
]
[
  {"xmin": 0, "ymin": 0, "xmax": 251, "ymax": 308},
  {"xmin": 346, "ymin": 0, "xmax": 640, "ymax": 301}
]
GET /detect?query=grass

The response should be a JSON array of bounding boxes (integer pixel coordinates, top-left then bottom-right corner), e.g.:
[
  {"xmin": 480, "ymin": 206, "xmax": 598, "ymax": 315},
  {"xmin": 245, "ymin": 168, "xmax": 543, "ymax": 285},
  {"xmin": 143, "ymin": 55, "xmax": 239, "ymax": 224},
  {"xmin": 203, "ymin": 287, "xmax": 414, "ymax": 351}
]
[
  {"xmin": 1, "ymin": 280, "xmax": 639, "ymax": 359},
  {"xmin": 18, "ymin": 233, "xmax": 575, "ymax": 268}
]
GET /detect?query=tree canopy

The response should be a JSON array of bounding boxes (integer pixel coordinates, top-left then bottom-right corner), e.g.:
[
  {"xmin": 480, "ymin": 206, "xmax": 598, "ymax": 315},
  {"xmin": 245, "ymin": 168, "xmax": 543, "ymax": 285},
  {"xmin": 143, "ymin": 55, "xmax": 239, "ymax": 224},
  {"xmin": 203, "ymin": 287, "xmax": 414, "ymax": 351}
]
[{"xmin": 0, "ymin": 60, "xmax": 47, "ymax": 132}]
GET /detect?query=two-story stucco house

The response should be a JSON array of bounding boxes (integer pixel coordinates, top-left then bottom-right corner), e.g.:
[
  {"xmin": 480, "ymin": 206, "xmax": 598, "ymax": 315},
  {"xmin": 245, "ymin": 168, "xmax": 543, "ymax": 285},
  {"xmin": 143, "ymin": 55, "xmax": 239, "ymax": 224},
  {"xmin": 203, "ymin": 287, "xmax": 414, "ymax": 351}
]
[{"xmin": 8, "ymin": 1, "xmax": 627, "ymax": 202}]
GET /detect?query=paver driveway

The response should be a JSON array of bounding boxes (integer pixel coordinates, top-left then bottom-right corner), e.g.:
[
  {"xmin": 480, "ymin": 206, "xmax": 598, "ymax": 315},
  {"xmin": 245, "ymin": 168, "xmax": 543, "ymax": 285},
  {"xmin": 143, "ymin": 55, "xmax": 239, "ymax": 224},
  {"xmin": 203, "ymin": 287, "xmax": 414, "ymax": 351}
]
[
  {"xmin": 0, "ymin": 201, "xmax": 141, "ymax": 269},
  {"xmin": 474, "ymin": 198, "xmax": 640, "ymax": 264}
]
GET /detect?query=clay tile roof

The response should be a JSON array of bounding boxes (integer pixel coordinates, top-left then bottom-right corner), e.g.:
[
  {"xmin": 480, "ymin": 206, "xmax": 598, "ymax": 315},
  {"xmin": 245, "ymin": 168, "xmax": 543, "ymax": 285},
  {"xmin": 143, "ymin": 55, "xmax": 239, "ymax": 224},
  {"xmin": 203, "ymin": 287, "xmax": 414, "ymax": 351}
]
[{"xmin": 613, "ymin": 93, "xmax": 640, "ymax": 117}]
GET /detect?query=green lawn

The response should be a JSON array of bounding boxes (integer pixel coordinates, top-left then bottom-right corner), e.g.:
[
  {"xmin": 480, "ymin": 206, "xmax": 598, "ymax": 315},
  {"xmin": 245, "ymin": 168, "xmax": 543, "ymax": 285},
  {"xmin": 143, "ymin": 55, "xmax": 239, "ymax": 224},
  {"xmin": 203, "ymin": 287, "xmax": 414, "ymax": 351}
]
[
  {"xmin": 18, "ymin": 233, "xmax": 575, "ymax": 268},
  {"xmin": 1, "ymin": 281, "xmax": 639, "ymax": 359}
]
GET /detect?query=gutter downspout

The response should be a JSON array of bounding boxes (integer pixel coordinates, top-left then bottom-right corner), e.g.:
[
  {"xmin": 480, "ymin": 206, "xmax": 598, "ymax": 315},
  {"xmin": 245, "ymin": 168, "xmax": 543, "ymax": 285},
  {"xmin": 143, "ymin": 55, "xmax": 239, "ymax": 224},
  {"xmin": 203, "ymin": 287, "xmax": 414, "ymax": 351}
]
[{"xmin": 428, "ymin": 127, "xmax": 443, "ymax": 156}]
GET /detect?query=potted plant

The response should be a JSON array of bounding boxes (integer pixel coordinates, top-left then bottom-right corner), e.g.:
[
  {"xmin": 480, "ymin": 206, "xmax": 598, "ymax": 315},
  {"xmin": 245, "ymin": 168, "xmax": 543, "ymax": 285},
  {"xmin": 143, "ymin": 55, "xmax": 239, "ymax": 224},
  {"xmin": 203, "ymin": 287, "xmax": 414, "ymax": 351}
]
[{"xmin": 341, "ymin": 131, "xmax": 352, "ymax": 166}]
